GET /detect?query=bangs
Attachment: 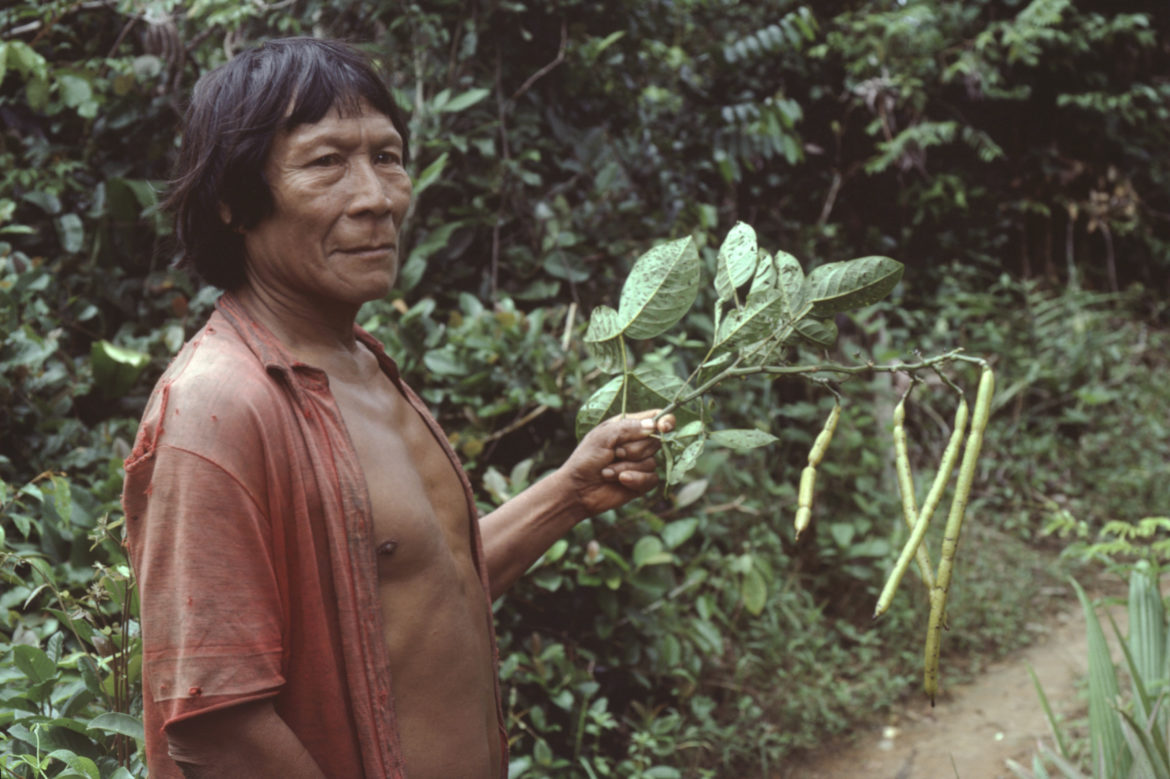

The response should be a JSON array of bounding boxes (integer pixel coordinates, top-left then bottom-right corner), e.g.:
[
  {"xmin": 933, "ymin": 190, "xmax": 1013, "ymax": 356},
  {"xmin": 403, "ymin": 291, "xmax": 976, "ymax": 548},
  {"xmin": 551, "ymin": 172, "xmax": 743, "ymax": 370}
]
[{"xmin": 282, "ymin": 54, "xmax": 399, "ymax": 134}]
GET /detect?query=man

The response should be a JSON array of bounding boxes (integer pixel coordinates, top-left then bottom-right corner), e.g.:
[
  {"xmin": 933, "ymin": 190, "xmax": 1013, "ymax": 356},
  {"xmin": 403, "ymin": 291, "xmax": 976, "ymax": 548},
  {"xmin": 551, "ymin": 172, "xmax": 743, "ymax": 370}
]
[{"xmin": 122, "ymin": 38, "xmax": 673, "ymax": 778}]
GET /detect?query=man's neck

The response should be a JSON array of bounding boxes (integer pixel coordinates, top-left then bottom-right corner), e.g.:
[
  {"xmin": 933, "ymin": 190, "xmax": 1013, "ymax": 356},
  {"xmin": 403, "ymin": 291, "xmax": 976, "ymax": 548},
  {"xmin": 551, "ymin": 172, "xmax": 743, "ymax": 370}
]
[{"xmin": 232, "ymin": 283, "xmax": 371, "ymax": 378}]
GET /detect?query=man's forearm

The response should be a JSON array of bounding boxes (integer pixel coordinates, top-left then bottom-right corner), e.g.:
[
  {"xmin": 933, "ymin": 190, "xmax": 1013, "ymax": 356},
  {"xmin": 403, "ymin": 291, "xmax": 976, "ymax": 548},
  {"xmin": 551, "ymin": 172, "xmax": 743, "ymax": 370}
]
[
  {"xmin": 167, "ymin": 700, "xmax": 326, "ymax": 779},
  {"xmin": 478, "ymin": 468, "xmax": 584, "ymax": 600}
]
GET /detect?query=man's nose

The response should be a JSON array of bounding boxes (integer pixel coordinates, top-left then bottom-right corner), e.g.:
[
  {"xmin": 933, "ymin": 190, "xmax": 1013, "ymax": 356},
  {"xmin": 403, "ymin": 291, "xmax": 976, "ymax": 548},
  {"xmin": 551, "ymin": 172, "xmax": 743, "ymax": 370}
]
[{"xmin": 347, "ymin": 159, "xmax": 393, "ymax": 215}]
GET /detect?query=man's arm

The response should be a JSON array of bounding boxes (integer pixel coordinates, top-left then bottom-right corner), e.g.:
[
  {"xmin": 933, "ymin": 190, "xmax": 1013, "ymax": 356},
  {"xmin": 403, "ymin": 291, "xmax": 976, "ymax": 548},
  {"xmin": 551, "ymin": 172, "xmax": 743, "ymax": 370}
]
[
  {"xmin": 166, "ymin": 700, "xmax": 327, "ymax": 779},
  {"xmin": 479, "ymin": 410, "xmax": 674, "ymax": 599}
]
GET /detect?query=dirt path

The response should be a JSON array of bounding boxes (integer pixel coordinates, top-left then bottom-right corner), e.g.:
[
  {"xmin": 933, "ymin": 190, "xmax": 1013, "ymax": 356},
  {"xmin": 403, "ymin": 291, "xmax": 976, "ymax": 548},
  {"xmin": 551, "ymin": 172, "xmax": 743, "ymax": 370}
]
[{"xmin": 784, "ymin": 594, "xmax": 1126, "ymax": 779}]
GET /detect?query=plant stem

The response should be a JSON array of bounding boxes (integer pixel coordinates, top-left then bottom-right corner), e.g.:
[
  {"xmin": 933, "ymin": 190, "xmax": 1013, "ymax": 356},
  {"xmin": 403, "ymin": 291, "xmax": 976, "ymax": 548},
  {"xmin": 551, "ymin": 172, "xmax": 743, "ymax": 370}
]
[{"xmin": 655, "ymin": 349, "xmax": 983, "ymax": 418}]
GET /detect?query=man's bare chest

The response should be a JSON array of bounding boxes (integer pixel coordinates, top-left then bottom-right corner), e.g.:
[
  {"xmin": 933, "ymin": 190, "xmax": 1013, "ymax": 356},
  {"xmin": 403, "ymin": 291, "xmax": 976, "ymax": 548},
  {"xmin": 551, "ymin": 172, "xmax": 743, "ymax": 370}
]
[{"xmin": 327, "ymin": 371, "xmax": 472, "ymax": 579}]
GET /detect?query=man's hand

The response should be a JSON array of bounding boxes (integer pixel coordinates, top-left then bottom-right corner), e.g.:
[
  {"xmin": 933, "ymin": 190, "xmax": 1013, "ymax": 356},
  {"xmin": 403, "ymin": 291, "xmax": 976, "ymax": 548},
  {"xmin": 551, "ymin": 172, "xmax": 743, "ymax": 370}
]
[
  {"xmin": 558, "ymin": 409, "xmax": 676, "ymax": 518},
  {"xmin": 479, "ymin": 409, "xmax": 675, "ymax": 599}
]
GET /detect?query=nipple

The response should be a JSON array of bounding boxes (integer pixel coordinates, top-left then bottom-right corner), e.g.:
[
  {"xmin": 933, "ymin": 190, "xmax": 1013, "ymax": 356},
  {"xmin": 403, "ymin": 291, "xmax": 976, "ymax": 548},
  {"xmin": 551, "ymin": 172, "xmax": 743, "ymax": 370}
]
[{"xmin": 377, "ymin": 540, "xmax": 399, "ymax": 557}]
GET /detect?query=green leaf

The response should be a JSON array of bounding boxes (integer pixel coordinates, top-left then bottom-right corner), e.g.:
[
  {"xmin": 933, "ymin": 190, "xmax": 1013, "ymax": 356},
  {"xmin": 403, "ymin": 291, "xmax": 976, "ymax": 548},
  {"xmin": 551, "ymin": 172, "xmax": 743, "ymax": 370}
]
[
  {"xmin": 46, "ymin": 750, "xmax": 99, "ymax": 779},
  {"xmin": 1127, "ymin": 562, "xmax": 1165, "ymax": 696},
  {"xmin": 708, "ymin": 428, "xmax": 778, "ymax": 450},
  {"xmin": 748, "ymin": 249, "xmax": 776, "ymax": 298},
  {"xmin": 1026, "ymin": 663, "xmax": 1072, "ymax": 762},
  {"xmin": 438, "ymin": 87, "xmax": 490, "ymax": 113},
  {"xmin": 828, "ymin": 523, "xmax": 855, "ymax": 548},
  {"xmin": 672, "ymin": 481, "xmax": 707, "ymax": 511},
  {"xmin": 26, "ymin": 75, "xmax": 50, "ymax": 112},
  {"xmin": 662, "ymin": 517, "xmax": 700, "ymax": 548},
  {"xmin": 14, "ymin": 645, "xmax": 57, "ymax": 684},
  {"xmin": 775, "ymin": 250, "xmax": 806, "ymax": 312},
  {"xmin": 55, "ymin": 214, "xmax": 84, "ymax": 253},
  {"xmin": 742, "ymin": 567, "xmax": 767, "ymax": 615},
  {"xmin": 633, "ymin": 536, "xmax": 672, "ymax": 568},
  {"xmin": 400, "ymin": 221, "xmax": 466, "ymax": 292},
  {"xmin": 583, "ymin": 305, "xmax": 625, "ymax": 373},
  {"xmin": 667, "ymin": 437, "xmax": 706, "ymax": 485},
  {"xmin": 714, "ymin": 288, "xmax": 788, "ymax": 352},
  {"xmin": 90, "ymin": 340, "xmax": 150, "ymax": 398},
  {"xmin": 576, "ymin": 375, "xmax": 625, "ymax": 439},
  {"xmin": 791, "ymin": 317, "xmax": 839, "ymax": 348},
  {"xmin": 714, "ymin": 222, "xmax": 758, "ymax": 303},
  {"xmin": 57, "ymin": 73, "xmax": 93, "ymax": 110},
  {"xmin": 23, "ymin": 190, "xmax": 61, "ymax": 215},
  {"xmin": 691, "ymin": 618, "xmax": 723, "ymax": 655},
  {"xmin": 412, "ymin": 152, "xmax": 449, "ymax": 198},
  {"xmin": 8, "ymin": 41, "xmax": 47, "ymax": 81},
  {"xmin": 46, "ymin": 474, "xmax": 71, "ymax": 525},
  {"xmin": 803, "ymin": 256, "xmax": 903, "ymax": 316},
  {"xmin": 1071, "ymin": 577, "xmax": 1129, "ymax": 779},
  {"xmin": 575, "ymin": 369, "xmax": 700, "ymax": 439},
  {"xmin": 617, "ymin": 237, "xmax": 701, "ymax": 339},
  {"xmin": 1109, "ymin": 610, "xmax": 1170, "ymax": 773}
]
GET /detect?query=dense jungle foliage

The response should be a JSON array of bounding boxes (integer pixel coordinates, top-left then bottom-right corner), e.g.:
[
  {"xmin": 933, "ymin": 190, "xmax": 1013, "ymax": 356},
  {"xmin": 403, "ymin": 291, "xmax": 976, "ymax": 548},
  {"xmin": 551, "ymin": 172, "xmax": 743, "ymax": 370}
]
[{"xmin": 2, "ymin": 0, "xmax": 1168, "ymax": 776}]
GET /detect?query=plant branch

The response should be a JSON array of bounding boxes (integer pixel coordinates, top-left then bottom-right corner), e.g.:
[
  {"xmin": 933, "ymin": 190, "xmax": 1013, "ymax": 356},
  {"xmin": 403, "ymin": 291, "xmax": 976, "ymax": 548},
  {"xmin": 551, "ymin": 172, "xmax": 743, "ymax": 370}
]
[
  {"xmin": 655, "ymin": 349, "xmax": 983, "ymax": 418},
  {"xmin": 511, "ymin": 20, "xmax": 568, "ymax": 102}
]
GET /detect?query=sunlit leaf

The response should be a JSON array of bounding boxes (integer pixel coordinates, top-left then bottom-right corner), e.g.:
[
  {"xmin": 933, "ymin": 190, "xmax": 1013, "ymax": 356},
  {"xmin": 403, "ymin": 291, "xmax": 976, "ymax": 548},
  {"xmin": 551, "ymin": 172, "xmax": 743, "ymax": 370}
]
[
  {"xmin": 714, "ymin": 222, "xmax": 758, "ymax": 303},
  {"xmin": 57, "ymin": 73, "xmax": 93, "ymax": 110},
  {"xmin": 708, "ymin": 428, "xmax": 778, "ymax": 450},
  {"xmin": 617, "ymin": 237, "xmax": 701, "ymax": 339},
  {"xmin": 14, "ymin": 645, "xmax": 56, "ymax": 683},
  {"xmin": 87, "ymin": 712, "xmax": 144, "ymax": 742},
  {"xmin": 575, "ymin": 369, "xmax": 700, "ymax": 439},
  {"xmin": 55, "ymin": 213, "xmax": 84, "ymax": 253},
  {"xmin": 714, "ymin": 288, "xmax": 787, "ymax": 352},
  {"xmin": 803, "ymin": 256, "xmax": 903, "ymax": 316},
  {"xmin": 667, "ymin": 436, "xmax": 706, "ymax": 485},
  {"xmin": 438, "ymin": 87, "xmax": 490, "ymax": 113},
  {"xmin": 412, "ymin": 151, "xmax": 449, "ymax": 198},
  {"xmin": 1071, "ymin": 577, "xmax": 1128, "ymax": 779},
  {"xmin": 662, "ymin": 516, "xmax": 701, "ymax": 546},
  {"xmin": 575, "ymin": 375, "xmax": 624, "ymax": 439},
  {"xmin": 89, "ymin": 341, "xmax": 149, "ymax": 399},
  {"xmin": 775, "ymin": 251, "xmax": 806, "ymax": 311},
  {"xmin": 742, "ymin": 567, "xmax": 767, "ymax": 615},
  {"xmin": 791, "ymin": 317, "xmax": 838, "ymax": 348},
  {"xmin": 748, "ymin": 249, "xmax": 776, "ymax": 298},
  {"xmin": 633, "ymin": 536, "xmax": 672, "ymax": 568},
  {"xmin": 583, "ymin": 305, "xmax": 625, "ymax": 372},
  {"xmin": 45, "ymin": 751, "xmax": 99, "ymax": 779}
]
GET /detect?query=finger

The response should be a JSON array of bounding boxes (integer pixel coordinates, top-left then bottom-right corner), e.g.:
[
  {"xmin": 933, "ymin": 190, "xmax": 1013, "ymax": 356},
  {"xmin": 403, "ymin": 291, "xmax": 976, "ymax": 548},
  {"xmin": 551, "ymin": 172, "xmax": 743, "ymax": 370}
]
[
  {"xmin": 606, "ymin": 456, "xmax": 658, "ymax": 476},
  {"xmin": 615, "ymin": 438, "xmax": 661, "ymax": 461},
  {"xmin": 617, "ymin": 468, "xmax": 659, "ymax": 491},
  {"xmin": 600, "ymin": 456, "xmax": 655, "ymax": 480}
]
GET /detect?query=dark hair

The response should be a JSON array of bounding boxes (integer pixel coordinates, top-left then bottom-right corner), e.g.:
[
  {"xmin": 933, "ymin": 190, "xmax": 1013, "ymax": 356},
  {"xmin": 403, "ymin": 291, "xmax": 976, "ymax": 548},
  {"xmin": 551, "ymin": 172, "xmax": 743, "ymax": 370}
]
[{"xmin": 164, "ymin": 38, "xmax": 411, "ymax": 290}]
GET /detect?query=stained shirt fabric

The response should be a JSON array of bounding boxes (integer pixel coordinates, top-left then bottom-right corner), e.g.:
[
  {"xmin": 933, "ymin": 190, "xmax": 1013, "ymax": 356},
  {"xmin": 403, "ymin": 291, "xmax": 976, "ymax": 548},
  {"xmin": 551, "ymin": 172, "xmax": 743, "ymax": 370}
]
[{"xmin": 122, "ymin": 293, "xmax": 506, "ymax": 778}]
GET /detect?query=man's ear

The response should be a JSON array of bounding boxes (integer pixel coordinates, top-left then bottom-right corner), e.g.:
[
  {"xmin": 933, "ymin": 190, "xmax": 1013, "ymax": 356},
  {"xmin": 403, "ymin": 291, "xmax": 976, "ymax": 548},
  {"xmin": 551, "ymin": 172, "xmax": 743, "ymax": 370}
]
[{"xmin": 218, "ymin": 202, "xmax": 233, "ymax": 227}]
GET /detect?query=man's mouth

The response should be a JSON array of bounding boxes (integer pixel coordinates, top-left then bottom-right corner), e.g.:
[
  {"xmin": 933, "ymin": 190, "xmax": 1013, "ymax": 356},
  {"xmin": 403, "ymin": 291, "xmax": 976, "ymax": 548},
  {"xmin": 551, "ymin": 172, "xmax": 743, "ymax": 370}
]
[{"xmin": 340, "ymin": 244, "xmax": 395, "ymax": 255}]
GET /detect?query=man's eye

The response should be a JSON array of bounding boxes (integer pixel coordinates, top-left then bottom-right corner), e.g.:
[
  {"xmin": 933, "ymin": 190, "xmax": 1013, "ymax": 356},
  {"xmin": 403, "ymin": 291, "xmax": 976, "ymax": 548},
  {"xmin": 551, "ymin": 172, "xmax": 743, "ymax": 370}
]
[
  {"xmin": 375, "ymin": 151, "xmax": 401, "ymax": 165},
  {"xmin": 312, "ymin": 154, "xmax": 342, "ymax": 166}
]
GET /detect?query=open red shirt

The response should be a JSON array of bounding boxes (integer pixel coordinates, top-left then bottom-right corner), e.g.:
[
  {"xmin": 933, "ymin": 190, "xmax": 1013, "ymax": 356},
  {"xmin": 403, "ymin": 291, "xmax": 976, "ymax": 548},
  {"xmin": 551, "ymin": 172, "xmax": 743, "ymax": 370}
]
[{"xmin": 123, "ymin": 293, "xmax": 506, "ymax": 777}]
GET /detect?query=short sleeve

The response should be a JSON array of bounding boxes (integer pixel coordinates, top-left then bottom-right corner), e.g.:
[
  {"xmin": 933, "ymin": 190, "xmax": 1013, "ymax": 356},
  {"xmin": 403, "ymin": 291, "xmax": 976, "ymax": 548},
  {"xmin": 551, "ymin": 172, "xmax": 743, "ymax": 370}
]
[{"xmin": 125, "ymin": 443, "xmax": 285, "ymax": 728}]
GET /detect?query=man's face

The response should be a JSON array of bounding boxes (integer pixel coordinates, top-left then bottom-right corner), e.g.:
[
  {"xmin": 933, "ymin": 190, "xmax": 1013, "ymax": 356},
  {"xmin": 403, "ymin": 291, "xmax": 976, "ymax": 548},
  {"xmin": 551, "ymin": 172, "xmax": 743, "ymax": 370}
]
[{"xmin": 240, "ymin": 100, "xmax": 412, "ymax": 310}]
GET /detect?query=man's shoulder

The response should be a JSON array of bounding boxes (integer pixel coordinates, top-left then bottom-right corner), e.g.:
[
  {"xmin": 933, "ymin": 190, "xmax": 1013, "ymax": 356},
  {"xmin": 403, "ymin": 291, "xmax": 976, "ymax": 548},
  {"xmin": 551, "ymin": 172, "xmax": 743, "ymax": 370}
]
[
  {"xmin": 164, "ymin": 314, "xmax": 285, "ymax": 409},
  {"xmin": 129, "ymin": 312, "xmax": 296, "ymax": 467}
]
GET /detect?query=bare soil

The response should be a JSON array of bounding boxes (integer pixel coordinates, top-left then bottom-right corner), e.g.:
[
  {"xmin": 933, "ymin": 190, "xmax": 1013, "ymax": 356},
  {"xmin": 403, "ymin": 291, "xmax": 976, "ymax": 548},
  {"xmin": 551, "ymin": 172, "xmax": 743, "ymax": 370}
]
[{"xmin": 782, "ymin": 591, "xmax": 1127, "ymax": 779}]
